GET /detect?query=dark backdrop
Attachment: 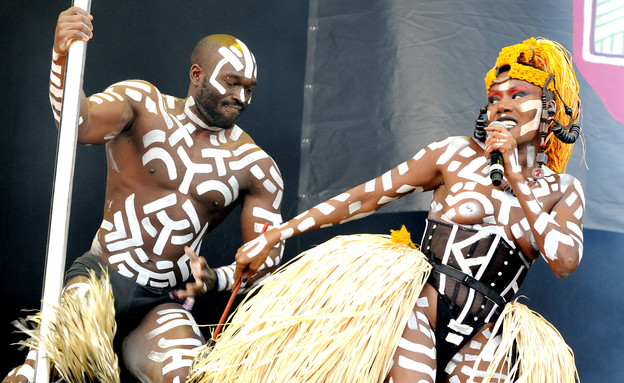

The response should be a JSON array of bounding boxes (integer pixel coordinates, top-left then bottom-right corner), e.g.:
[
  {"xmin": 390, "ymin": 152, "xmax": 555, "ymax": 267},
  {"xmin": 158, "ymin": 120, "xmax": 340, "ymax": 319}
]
[{"xmin": 1, "ymin": 1, "xmax": 622, "ymax": 382}]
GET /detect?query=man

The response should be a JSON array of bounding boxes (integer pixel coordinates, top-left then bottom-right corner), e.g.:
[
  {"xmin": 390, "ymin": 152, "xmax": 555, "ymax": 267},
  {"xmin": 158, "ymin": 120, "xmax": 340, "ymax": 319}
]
[
  {"xmin": 225, "ymin": 37, "xmax": 583, "ymax": 382},
  {"xmin": 4, "ymin": 6, "xmax": 284, "ymax": 383}
]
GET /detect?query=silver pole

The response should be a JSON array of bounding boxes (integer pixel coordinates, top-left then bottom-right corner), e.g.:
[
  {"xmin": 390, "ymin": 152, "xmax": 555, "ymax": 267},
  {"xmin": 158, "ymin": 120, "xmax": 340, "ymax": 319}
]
[{"xmin": 35, "ymin": 0, "xmax": 92, "ymax": 380}]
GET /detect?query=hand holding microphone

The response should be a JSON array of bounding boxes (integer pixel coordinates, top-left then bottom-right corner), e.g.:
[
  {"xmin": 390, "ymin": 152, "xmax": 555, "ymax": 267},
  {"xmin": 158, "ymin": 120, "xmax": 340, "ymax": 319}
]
[{"xmin": 487, "ymin": 121, "xmax": 507, "ymax": 186}]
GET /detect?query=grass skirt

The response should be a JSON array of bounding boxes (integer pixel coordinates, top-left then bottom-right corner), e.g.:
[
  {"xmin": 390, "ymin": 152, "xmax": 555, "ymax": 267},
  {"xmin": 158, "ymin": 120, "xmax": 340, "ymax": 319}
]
[
  {"xmin": 188, "ymin": 233, "xmax": 431, "ymax": 383},
  {"xmin": 476, "ymin": 298, "xmax": 580, "ymax": 383},
  {"xmin": 188, "ymin": 231, "xmax": 579, "ymax": 383},
  {"xmin": 14, "ymin": 269, "xmax": 119, "ymax": 383}
]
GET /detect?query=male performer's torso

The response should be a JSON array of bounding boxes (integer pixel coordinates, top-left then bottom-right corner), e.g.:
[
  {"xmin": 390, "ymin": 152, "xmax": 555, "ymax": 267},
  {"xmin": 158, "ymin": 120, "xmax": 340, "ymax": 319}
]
[{"xmin": 89, "ymin": 80, "xmax": 279, "ymax": 289}]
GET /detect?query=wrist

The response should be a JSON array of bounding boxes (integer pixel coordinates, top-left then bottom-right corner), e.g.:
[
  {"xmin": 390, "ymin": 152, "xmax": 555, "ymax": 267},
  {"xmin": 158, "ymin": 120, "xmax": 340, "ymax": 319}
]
[
  {"xmin": 207, "ymin": 267, "xmax": 217, "ymax": 292},
  {"xmin": 52, "ymin": 49, "xmax": 64, "ymax": 61},
  {"xmin": 215, "ymin": 268, "xmax": 227, "ymax": 292}
]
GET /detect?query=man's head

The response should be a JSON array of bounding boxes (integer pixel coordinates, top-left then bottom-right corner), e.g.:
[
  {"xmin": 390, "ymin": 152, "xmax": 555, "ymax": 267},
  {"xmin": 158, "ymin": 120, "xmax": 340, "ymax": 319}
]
[
  {"xmin": 188, "ymin": 34, "xmax": 258, "ymax": 129},
  {"xmin": 484, "ymin": 38, "xmax": 581, "ymax": 173}
]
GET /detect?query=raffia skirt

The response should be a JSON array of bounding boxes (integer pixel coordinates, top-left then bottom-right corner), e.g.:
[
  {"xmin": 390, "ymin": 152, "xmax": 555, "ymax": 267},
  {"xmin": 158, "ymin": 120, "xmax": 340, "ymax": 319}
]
[{"xmin": 188, "ymin": 232, "xmax": 578, "ymax": 383}]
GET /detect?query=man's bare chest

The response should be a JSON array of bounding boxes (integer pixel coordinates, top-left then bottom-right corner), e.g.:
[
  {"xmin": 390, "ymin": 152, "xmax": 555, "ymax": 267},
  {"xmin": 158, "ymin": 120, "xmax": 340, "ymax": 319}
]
[{"xmin": 111, "ymin": 121, "xmax": 263, "ymax": 208}]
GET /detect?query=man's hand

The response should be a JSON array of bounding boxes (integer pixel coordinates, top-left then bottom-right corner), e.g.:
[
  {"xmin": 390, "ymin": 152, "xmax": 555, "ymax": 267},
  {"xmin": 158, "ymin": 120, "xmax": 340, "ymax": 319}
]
[
  {"xmin": 54, "ymin": 6, "xmax": 93, "ymax": 56},
  {"xmin": 175, "ymin": 246, "xmax": 217, "ymax": 300}
]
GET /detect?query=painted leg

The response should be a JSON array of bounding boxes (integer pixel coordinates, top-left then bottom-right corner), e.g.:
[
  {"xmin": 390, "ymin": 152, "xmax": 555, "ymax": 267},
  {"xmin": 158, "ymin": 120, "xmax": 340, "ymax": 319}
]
[
  {"xmin": 2, "ymin": 349, "xmax": 38, "ymax": 383},
  {"xmin": 384, "ymin": 287, "xmax": 438, "ymax": 383},
  {"xmin": 122, "ymin": 302, "xmax": 205, "ymax": 383},
  {"xmin": 442, "ymin": 322, "xmax": 509, "ymax": 383}
]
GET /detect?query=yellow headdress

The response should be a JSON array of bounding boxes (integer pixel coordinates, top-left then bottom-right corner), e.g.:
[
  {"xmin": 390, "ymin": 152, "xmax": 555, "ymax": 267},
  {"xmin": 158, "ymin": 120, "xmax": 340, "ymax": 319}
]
[{"xmin": 484, "ymin": 38, "xmax": 581, "ymax": 173}]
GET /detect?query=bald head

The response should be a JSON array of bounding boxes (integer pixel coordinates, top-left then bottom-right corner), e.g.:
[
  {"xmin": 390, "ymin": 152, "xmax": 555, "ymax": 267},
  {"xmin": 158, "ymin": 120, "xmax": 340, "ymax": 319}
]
[
  {"xmin": 187, "ymin": 34, "xmax": 258, "ymax": 128},
  {"xmin": 191, "ymin": 34, "xmax": 253, "ymax": 68}
]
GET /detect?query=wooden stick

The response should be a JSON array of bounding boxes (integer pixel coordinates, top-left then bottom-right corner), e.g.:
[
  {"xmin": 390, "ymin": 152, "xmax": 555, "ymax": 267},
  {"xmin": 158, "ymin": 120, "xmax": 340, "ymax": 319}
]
[
  {"xmin": 213, "ymin": 222, "xmax": 270, "ymax": 340},
  {"xmin": 35, "ymin": 0, "xmax": 92, "ymax": 381}
]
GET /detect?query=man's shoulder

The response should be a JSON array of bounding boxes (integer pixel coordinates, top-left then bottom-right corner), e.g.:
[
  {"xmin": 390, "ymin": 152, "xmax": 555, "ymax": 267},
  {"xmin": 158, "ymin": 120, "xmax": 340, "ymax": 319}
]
[
  {"xmin": 227, "ymin": 125, "xmax": 279, "ymax": 164},
  {"xmin": 106, "ymin": 79, "xmax": 155, "ymax": 92},
  {"xmin": 104, "ymin": 79, "xmax": 177, "ymax": 100},
  {"xmin": 103, "ymin": 80, "xmax": 184, "ymax": 113}
]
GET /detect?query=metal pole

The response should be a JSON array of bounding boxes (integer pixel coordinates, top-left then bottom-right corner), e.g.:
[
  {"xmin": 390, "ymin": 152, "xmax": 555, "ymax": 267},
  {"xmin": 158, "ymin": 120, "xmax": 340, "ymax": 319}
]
[{"xmin": 35, "ymin": 0, "xmax": 92, "ymax": 380}]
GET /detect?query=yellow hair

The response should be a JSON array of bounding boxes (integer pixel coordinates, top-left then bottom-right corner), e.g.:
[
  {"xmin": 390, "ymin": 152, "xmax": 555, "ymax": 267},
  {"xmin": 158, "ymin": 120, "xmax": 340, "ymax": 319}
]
[{"xmin": 484, "ymin": 38, "xmax": 581, "ymax": 173}]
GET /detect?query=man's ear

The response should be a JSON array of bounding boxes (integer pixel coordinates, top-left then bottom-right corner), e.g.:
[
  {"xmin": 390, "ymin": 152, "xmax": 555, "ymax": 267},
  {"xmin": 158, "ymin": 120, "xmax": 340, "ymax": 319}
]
[{"xmin": 189, "ymin": 64, "xmax": 203, "ymax": 85}]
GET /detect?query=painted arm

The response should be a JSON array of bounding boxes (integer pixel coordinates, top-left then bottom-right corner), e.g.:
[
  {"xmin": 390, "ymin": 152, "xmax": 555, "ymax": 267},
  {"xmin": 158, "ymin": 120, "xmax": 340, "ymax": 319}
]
[
  {"xmin": 485, "ymin": 126, "xmax": 584, "ymax": 278},
  {"xmin": 234, "ymin": 143, "xmax": 444, "ymax": 281},
  {"xmin": 512, "ymin": 174, "xmax": 584, "ymax": 278},
  {"xmin": 218, "ymin": 152, "xmax": 286, "ymax": 291},
  {"xmin": 49, "ymin": 7, "xmax": 133, "ymax": 145}
]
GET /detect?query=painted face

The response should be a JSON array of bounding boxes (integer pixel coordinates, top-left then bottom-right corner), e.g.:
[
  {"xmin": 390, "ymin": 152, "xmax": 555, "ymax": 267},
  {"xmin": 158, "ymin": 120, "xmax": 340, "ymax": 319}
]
[
  {"xmin": 195, "ymin": 39, "xmax": 257, "ymax": 129},
  {"xmin": 486, "ymin": 72, "xmax": 543, "ymax": 140},
  {"xmin": 195, "ymin": 75, "xmax": 244, "ymax": 129}
]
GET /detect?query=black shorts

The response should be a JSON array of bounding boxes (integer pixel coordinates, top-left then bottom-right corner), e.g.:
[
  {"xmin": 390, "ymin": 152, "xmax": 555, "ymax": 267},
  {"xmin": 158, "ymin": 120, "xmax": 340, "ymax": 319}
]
[{"xmin": 64, "ymin": 252, "xmax": 185, "ymax": 349}]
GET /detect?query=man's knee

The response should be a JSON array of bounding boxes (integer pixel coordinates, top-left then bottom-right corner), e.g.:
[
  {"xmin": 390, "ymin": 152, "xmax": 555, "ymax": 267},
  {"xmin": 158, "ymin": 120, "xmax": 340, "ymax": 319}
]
[
  {"xmin": 2, "ymin": 350, "xmax": 37, "ymax": 383},
  {"xmin": 122, "ymin": 303, "xmax": 205, "ymax": 382}
]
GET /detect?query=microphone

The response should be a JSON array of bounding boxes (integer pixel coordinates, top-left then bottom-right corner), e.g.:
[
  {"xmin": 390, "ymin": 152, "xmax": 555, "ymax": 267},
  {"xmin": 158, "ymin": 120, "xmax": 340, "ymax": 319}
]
[{"xmin": 487, "ymin": 121, "xmax": 506, "ymax": 186}]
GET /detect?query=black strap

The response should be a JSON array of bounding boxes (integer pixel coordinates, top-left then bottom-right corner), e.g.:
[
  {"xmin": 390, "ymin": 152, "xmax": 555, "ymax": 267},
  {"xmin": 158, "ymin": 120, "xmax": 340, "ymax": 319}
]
[{"xmin": 430, "ymin": 260, "xmax": 507, "ymax": 308}]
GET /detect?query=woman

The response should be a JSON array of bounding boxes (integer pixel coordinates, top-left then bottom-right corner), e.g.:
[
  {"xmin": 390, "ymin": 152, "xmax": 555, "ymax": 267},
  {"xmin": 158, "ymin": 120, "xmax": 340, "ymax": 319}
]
[{"xmin": 195, "ymin": 37, "xmax": 584, "ymax": 383}]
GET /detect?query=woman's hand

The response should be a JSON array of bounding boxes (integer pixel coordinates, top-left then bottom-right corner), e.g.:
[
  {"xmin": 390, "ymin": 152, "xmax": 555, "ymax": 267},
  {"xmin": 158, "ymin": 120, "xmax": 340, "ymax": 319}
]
[
  {"xmin": 484, "ymin": 123, "xmax": 523, "ymax": 182},
  {"xmin": 234, "ymin": 228, "xmax": 279, "ymax": 283}
]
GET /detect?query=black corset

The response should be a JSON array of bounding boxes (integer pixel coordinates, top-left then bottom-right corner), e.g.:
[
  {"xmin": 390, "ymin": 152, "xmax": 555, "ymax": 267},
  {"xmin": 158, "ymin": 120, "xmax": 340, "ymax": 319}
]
[{"xmin": 420, "ymin": 219, "xmax": 533, "ymax": 322}]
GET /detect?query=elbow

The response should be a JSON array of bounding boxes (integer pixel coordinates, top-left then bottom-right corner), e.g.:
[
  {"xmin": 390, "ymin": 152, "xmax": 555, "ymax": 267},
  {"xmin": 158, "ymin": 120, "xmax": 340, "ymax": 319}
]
[{"xmin": 550, "ymin": 257, "xmax": 579, "ymax": 279}]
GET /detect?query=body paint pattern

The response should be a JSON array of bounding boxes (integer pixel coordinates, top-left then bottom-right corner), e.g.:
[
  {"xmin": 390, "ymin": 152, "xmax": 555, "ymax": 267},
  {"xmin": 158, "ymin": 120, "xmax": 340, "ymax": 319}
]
[
  {"xmin": 3, "ymin": 350, "xmax": 37, "ymax": 382},
  {"xmin": 238, "ymin": 136, "xmax": 583, "ymax": 382},
  {"xmin": 75, "ymin": 80, "xmax": 284, "ymax": 289},
  {"xmin": 49, "ymin": 50, "xmax": 64, "ymax": 124},
  {"xmin": 385, "ymin": 298, "xmax": 437, "ymax": 383},
  {"xmin": 210, "ymin": 39, "xmax": 257, "ymax": 104},
  {"xmin": 145, "ymin": 308, "xmax": 203, "ymax": 379},
  {"xmin": 243, "ymin": 135, "xmax": 582, "ymax": 277},
  {"xmin": 443, "ymin": 329, "xmax": 508, "ymax": 383}
]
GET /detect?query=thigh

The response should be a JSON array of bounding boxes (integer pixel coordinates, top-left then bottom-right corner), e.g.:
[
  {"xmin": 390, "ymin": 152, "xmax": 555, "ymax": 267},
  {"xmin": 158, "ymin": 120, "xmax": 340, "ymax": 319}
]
[
  {"xmin": 122, "ymin": 302, "xmax": 205, "ymax": 383},
  {"xmin": 443, "ymin": 322, "xmax": 509, "ymax": 383},
  {"xmin": 384, "ymin": 284, "xmax": 438, "ymax": 383}
]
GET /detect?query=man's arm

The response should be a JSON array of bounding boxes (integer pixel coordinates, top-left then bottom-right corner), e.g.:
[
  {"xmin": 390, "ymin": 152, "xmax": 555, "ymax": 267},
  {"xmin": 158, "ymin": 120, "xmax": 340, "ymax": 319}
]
[
  {"xmin": 214, "ymin": 152, "xmax": 285, "ymax": 292},
  {"xmin": 49, "ymin": 7, "xmax": 134, "ymax": 145}
]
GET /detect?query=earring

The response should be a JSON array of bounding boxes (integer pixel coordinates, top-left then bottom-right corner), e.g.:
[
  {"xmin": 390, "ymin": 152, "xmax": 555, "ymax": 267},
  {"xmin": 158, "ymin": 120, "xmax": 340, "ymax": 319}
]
[
  {"xmin": 474, "ymin": 105, "xmax": 488, "ymax": 142},
  {"xmin": 551, "ymin": 106, "xmax": 580, "ymax": 144}
]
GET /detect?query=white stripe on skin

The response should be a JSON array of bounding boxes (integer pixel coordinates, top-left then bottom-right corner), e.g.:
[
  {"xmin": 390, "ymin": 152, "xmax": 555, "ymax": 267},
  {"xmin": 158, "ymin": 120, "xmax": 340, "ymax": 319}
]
[
  {"xmin": 251, "ymin": 207, "xmax": 282, "ymax": 225},
  {"xmin": 201, "ymin": 148, "xmax": 232, "ymax": 176},
  {"xmin": 229, "ymin": 150, "xmax": 270, "ymax": 170},
  {"xmin": 153, "ymin": 211, "xmax": 191, "ymax": 255},
  {"xmin": 210, "ymin": 47, "xmax": 244, "ymax": 95},
  {"xmin": 397, "ymin": 338, "xmax": 436, "ymax": 359},
  {"xmin": 109, "ymin": 251, "xmax": 177, "ymax": 286},
  {"xmin": 106, "ymin": 194, "xmax": 144, "ymax": 251},
  {"xmin": 143, "ymin": 148, "xmax": 178, "ymax": 181},
  {"xmin": 143, "ymin": 193, "xmax": 178, "ymax": 214},
  {"xmin": 235, "ymin": 38, "xmax": 256, "ymax": 79},
  {"xmin": 196, "ymin": 180, "xmax": 233, "ymax": 205},
  {"xmin": 519, "ymin": 99, "xmax": 542, "ymax": 136},
  {"xmin": 397, "ymin": 356, "xmax": 436, "ymax": 380},
  {"xmin": 177, "ymin": 147, "xmax": 213, "ymax": 194}
]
